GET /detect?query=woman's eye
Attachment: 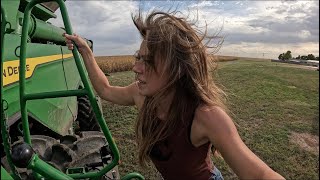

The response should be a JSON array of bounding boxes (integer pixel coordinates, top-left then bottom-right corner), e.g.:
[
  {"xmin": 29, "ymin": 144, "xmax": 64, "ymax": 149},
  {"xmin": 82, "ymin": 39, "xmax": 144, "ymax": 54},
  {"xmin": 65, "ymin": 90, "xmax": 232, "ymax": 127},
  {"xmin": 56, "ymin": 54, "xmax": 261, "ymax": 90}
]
[{"xmin": 136, "ymin": 57, "xmax": 143, "ymax": 62}]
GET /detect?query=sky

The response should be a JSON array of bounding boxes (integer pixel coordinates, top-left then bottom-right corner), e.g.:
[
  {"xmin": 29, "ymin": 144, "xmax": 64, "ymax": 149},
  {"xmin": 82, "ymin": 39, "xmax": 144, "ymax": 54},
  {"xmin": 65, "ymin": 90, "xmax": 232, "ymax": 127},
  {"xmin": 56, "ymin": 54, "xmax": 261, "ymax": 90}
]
[{"xmin": 49, "ymin": 0, "xmax": 319, "ymax": 59}]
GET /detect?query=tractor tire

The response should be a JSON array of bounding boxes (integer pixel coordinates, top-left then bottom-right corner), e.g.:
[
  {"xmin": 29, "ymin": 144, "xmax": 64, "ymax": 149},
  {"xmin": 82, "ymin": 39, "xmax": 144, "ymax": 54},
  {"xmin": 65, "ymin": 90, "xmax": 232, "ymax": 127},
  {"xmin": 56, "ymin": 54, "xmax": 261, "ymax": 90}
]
[
  {"xmin": 76, "ymin": 95, "xmax": 101, "ymax": 132},
  {"xmin": 1, "ymin": 132, "xmax": 119, "ymax": 180}
]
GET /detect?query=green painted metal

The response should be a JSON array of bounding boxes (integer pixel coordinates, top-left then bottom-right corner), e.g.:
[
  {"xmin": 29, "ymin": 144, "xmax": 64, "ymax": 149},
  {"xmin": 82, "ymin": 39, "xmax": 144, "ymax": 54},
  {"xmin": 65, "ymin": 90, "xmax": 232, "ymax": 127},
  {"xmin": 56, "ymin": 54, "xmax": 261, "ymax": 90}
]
[
  {"xmin": 1, "ymin": 4, "xmax": 6, "ymax": 102},
  {"xmin": 2, "ymin": 0, "xmax": 83, "ymax": 136},
  {"xmin": 1, "ymin": 0, "xmax": 81, "ymax": 158},
  {"xmin": 20, "ymin": 0, "xmax": 123, "ymax": 178},
  {"xmin": 2, "ymin": 0, "xmax": 145, "ymax": 179},
  {"xmin": 0, "ymin": 0, "xmax": 20, "ymax": 33},
  {"xmin": 22, "ymin": 0, "xmax": 58, "ymax": 21},
  {"xmin": 61, "ymin": 46, "xmax": 83, "ymax": 89},
  {"xmin": 2, "ymin": 34, "xmax": 77, "ymax": 135},
  {"xmin": 1, "ymin": 5, "xmax": 20, "ymax": 180},
  {"xmin": 1, "ymin": 3, "xmax": 6, "ymax": 111},
  {"xmin": 29, "ymin": 14, "xmax": 66, "ymax": 42},
  {"xmin": 25, "ymin": 89, "xmax": 87, "ymax": 100},
  {"xmin": 1, "ymin": 2, "xmax": 5, "ymax": 101},
  {"xmin": 1, "ymin": 0, "xmax": 57, "ymax": 34},
  {"xmin": 1, "ymin": 167, "xmax": 14, "ymax": 180},
  {"xmin": 28, "ymin": 155, "xmax": 73, "ymax": 180},
  {"xmin": 1, "ymin": 0, "xmax": 80, "ymax": 177},
  {"xmin": 121, "ymin": 173, "xmax": 145, "ymax": 180}
]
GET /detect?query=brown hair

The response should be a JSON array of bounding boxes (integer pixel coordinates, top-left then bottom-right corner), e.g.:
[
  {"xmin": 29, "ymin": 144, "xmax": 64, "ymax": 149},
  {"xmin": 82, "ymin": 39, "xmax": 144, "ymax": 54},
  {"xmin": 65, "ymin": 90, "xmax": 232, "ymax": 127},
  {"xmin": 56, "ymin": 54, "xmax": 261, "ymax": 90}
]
[{"xmin": 132, "ymin": 10, "xmax": 226, "ymax": 166}]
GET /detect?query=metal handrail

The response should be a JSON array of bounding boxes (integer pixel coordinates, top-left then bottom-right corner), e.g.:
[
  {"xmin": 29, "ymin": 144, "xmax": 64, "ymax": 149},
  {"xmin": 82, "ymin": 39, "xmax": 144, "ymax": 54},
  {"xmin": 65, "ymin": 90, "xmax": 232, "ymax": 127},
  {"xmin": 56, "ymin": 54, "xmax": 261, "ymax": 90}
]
[
  {"xmin": 1, "ymin": 5, "xmax": 21, "ymax": 180},
  {"xmin": 19, "ymin": 0, "xmax": 144, "ymax": 179}
]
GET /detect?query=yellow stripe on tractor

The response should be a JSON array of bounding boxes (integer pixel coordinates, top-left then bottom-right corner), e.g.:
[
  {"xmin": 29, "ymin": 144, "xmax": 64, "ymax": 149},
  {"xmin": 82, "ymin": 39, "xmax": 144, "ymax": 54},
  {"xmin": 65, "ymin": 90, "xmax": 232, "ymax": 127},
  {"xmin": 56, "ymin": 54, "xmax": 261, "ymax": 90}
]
[{"xmin": 3, "ymin": 53, "xmax": 73, "ymax": 86}]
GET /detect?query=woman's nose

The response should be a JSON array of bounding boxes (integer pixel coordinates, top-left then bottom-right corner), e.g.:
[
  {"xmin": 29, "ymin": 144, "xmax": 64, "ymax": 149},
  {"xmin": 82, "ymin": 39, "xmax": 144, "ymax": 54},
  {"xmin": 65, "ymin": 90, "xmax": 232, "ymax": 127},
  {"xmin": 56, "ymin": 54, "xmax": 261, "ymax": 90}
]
[{"xmin": 132, "ymin": 60, "xmax": 144, "ymax": 74}]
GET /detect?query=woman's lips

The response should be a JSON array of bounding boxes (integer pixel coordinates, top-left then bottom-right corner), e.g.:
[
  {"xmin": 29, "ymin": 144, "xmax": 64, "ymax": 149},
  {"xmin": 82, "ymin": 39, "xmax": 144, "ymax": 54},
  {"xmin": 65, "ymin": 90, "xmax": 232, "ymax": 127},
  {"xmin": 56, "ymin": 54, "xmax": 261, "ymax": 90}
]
[
  {"xmin": 136, "ymin": 77, "xmax": 146, "ymax": 84},
  {"xmin": 136, "ymin": 79, "xmax": 146, "ymax": 88}
]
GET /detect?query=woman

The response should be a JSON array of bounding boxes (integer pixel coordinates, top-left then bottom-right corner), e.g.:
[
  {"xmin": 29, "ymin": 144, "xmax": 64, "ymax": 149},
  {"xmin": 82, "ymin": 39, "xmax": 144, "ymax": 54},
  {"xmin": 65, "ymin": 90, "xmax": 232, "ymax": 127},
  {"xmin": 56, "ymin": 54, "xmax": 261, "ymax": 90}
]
[{"xmin": 64, "ymin": 10, "xmax": 284, "ymax": 180}]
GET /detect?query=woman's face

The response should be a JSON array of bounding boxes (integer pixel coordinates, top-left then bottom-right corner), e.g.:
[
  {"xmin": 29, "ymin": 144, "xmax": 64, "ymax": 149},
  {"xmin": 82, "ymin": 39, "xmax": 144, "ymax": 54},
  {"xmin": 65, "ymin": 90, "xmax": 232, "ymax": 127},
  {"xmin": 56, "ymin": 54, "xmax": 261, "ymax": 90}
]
[{"xmin": 132, "ymin": 41, "xmax": 168, "ymax": 96}]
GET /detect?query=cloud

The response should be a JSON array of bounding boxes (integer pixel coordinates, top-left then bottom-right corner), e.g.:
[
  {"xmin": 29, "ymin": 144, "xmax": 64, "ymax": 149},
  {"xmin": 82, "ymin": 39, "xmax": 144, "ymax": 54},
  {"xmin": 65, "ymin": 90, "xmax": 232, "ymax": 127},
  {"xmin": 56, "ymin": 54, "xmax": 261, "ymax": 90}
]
[
  {"xmin": 188, "ymin": 0, "xmax": 319, "ymax": 58},
  {"xmin": 217, "ymin": 41, "xmax": 319, "ymax": 59},
  {"xmin": 298, "ymin": 30, "xmax": 312, "ymax": 39},
  {"xmin": 49, "ymin": 1, "xmax": 140, "ymax": 56},
  {"xmin": 49, "ymin": 1, "xmax": 319, "ymax": 58},
  {"xmin": 188, "ymin": 1, "xmax": 216, "ymax": 8}
]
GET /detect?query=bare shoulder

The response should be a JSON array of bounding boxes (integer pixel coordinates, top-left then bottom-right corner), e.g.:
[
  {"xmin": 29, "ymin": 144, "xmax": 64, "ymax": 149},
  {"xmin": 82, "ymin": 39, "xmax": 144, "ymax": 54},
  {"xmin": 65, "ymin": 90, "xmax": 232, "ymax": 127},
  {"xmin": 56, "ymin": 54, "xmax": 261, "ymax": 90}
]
[
  {"xmin": 191, "ymin": 105, "xmax": 233, "ymax": 147},
  {"xmin": 194, "ymin": 105, "xmax": 231, "ymax": 126},
  {"xmin": 194, "ymin": 104, "xmax": 237, "ymax": 140}
]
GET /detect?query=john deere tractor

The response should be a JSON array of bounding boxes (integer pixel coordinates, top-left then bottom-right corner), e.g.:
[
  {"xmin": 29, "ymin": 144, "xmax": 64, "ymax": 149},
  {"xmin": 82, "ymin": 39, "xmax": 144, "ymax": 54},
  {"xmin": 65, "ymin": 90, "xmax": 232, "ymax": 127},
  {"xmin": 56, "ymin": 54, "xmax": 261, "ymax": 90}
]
[{"xmin": 1, "ymin": 0, "xmax": 144, "ymax": 179}]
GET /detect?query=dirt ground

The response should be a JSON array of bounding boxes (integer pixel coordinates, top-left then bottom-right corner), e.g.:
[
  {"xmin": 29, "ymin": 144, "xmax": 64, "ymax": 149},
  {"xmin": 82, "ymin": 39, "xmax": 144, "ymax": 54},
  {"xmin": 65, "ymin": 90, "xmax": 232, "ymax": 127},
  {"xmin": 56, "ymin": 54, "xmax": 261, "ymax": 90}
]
[{"xmin": 289, "ymin": 132, "xmax": 319, "ymax": 155}]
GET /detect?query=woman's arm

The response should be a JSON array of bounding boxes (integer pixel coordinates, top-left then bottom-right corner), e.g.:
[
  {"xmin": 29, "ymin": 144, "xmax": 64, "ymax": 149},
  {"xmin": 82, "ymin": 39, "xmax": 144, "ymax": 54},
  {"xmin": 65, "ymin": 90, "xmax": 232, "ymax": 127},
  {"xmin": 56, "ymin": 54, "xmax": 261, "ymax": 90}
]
[
  {"xmin": 196, "ymin": 106, "xmax": 285, "ymax": 179},
  {"xmin": 64, "ymin": 33, "xmax": 140, "ymax": 106}
]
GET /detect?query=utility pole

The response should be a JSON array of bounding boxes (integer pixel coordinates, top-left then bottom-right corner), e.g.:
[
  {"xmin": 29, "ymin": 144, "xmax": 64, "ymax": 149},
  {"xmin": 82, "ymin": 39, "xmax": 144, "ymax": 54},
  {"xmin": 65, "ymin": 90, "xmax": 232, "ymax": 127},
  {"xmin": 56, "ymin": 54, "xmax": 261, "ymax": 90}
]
[{"xmin": 262, "ymin": 52, "xmax": 269, "ymax": 58}]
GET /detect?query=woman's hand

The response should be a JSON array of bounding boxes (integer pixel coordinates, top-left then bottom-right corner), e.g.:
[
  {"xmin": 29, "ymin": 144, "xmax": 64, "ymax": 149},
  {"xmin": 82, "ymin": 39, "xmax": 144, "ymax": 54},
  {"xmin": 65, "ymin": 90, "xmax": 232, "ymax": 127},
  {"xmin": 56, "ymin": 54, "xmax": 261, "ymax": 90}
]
[{"xmin": 63, "ymin": 33, "xmax": 90, "ymax": 55}]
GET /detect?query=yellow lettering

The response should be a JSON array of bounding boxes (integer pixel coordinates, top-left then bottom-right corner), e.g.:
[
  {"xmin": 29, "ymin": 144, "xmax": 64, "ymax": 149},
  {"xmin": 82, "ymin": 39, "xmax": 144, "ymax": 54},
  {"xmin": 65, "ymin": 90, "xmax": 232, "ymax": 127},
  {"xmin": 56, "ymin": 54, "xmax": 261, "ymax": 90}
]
[
  {"xmin": 3, "ymin": 53, "xmax": 73, "ymax": 86},
  {"xmin": 2, "ymin": 68, "xmax": 6, "ymax": 77}
]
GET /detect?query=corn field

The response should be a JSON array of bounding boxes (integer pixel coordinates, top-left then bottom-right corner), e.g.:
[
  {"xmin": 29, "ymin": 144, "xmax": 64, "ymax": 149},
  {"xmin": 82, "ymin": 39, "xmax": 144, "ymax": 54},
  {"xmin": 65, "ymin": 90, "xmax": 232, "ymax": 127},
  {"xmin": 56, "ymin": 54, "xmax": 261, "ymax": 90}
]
[{"xmin": 95, "ymin": 55, "xmax": 238, "ymax": 73}]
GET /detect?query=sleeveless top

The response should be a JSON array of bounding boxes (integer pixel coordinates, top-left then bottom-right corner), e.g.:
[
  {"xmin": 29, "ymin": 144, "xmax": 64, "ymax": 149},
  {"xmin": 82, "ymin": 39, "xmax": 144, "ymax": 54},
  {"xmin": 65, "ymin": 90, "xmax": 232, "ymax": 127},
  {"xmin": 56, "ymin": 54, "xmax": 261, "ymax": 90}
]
[{"xmin": 150, "ymin": 117, "xmax": 213, "ymax": 180}]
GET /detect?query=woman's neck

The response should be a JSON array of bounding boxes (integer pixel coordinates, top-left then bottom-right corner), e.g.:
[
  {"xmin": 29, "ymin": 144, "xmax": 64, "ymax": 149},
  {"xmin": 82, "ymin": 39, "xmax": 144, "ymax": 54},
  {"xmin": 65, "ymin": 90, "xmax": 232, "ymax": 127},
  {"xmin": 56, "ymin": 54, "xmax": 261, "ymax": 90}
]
[{"xmin": 156, "ymin": 91, "xmax": 175, "ymax": 121}]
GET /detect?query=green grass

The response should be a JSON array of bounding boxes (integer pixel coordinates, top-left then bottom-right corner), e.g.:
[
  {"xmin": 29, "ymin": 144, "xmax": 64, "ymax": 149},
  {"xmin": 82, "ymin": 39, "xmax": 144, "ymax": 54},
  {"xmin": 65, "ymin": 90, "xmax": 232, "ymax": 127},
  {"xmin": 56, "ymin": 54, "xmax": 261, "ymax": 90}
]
[{"xmin": 101, "ymin": 59, "xmax": 319, "ymax": 179}]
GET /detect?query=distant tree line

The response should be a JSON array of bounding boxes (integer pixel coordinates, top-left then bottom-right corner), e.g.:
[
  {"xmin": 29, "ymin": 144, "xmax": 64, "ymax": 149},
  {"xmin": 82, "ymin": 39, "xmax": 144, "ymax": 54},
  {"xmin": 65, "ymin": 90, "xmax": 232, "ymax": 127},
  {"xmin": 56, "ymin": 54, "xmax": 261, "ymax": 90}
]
[
  {"xmin": 278, "ymin": 51, "xmax": 319, "ymax": 61},
  {"xmin": 295, "ymin": 54, "xmax": 319, "ymax": 61}
]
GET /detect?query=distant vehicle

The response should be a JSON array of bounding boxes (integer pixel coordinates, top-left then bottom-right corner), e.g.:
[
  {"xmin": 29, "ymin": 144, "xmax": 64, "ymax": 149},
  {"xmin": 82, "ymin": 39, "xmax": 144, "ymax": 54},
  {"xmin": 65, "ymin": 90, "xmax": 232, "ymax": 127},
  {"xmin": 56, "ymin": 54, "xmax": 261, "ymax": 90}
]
[{"xmin": 306, "ymin": 60, "xmax": 319, "ymax": 67}]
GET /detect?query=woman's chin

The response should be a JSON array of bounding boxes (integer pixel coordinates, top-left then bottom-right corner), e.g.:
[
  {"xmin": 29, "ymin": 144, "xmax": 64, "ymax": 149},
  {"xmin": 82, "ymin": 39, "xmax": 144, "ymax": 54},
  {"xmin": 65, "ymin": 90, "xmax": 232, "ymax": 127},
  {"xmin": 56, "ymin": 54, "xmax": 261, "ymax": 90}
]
[
  {"xmin": 138, "ymin": 89, "xmax": 147, "ymax": 96},
  {"xmin": 138, "ymin": 89, "xmax": 154, "ymax": 97}
]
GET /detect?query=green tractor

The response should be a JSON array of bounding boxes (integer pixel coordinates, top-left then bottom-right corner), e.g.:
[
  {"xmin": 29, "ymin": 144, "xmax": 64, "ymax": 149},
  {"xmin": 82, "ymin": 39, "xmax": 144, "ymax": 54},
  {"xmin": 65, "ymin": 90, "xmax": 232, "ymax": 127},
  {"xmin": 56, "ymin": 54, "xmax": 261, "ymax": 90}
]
[{"xmin": 1, "ymin": 0, "xmax": 144, "ymax": 179}]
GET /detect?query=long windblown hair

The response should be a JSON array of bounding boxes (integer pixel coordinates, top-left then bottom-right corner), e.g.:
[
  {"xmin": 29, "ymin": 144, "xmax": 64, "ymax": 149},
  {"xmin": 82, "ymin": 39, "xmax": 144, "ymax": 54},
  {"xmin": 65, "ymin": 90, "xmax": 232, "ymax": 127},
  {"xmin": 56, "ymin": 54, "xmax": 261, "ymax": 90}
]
[{"xmin": 132, "ymin": 10, "xmax": 226, "ymax": 166}]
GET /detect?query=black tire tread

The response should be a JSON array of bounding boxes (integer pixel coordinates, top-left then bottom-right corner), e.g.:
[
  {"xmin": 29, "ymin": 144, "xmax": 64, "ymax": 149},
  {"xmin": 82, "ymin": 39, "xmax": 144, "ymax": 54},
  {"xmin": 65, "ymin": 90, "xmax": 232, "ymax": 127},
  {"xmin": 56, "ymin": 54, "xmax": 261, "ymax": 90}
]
[{"xmin": 77, "ymin": 96, "xmax": 101, "ymax": 131}]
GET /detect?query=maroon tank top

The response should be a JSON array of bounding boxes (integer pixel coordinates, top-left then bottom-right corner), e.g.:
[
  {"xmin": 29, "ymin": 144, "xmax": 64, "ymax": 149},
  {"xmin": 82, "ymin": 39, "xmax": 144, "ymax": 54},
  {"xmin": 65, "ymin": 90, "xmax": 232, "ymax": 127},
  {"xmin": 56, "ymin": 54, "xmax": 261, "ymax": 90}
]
[{"xmin": 150, "ymin": 118, "xmax": 213, "ymax": 180}]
